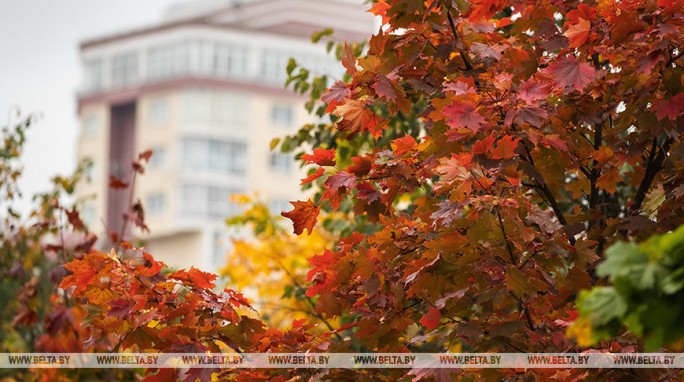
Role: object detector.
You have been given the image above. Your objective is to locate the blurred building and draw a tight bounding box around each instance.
[75,0,373,270]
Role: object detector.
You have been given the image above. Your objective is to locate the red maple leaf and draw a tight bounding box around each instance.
[347,155,372,177]
[545,55,596,91]
[281,200,320,235]
[109,176,129,189]
[542,134,569,152]
[65,208,85,231]
[443,102,487,132]
[321,81,351,104]
[369,0,390,24]
[653,94,684,121]
[322,80,351,113]
[419,307,441,330]
[372,75,397,101]
[325,171,357,191]
[512,106,548,128]
[518,78,549,104]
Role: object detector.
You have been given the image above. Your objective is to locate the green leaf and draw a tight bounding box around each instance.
[311,28,334,43]
[596,241,647,280]
[286,58,297,75]
[577,287,627,326]
[661,267,684,294]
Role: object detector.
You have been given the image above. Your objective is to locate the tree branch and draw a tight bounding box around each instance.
[631,138,671,213]
[589,121,603,211]
[268,252,343,341]
[521,144,576,246]
[116,171,138,252]
[496,206,517,264]
[442,3,474,71]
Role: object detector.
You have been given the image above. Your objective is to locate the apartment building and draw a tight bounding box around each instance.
[75,0,373,270]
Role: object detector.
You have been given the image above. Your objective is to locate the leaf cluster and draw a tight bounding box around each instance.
[573,226,684,351]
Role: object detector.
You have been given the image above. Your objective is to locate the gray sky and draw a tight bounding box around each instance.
[0,0,178,212]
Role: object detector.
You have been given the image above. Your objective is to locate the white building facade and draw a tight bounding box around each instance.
[76,0,373,270]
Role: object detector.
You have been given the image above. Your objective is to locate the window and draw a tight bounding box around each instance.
[271,104,293,127]
[147,98,168,125]
[148,147,166,169]
[183,90,248,126]
[82,204,96,227]
[83,59,103,92]
[180,185,242,219]
[214,43,248,77]
[182,138,247,175]
[146,193,165,216]
[111,51,138,88]
[300,54,343,78]
[83,114,99,136]
[147,42,191,80]
[260,50,291,84]
[212,232,226,266]
[148,46,173,79]
[175,42,191,75]
[268,198,292,215]
[270,152,293,173]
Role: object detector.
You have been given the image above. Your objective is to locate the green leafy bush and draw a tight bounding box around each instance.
[572,226,684,350]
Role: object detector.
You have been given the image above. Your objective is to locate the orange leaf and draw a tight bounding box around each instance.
[170,267,218,289]
[301,148,336,166]
[281,200,320,235]
[491,136,521,159]
[301,167,325,185]
[341,42,357,75]
[369,0,390,24]
[348,155,372,176]
[597,168,622,194]
[138,149,153,162]
[391,135,417,156]
[565,18,591,48]
[472,134,495,154]
[334,98,371,134]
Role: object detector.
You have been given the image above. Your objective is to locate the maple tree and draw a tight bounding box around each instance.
[279,0,684,380]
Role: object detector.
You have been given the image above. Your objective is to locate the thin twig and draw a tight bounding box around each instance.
[117,171,138,251]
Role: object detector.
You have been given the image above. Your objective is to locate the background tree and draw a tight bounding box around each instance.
[0,114,135,381]
[571,226,684,352]
[221,195,334,329]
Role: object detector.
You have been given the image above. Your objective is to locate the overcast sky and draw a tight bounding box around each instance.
[0,0,178,213]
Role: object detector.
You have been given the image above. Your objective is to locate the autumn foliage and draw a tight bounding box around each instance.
[3,0,684,381]
[280,0,684,380]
